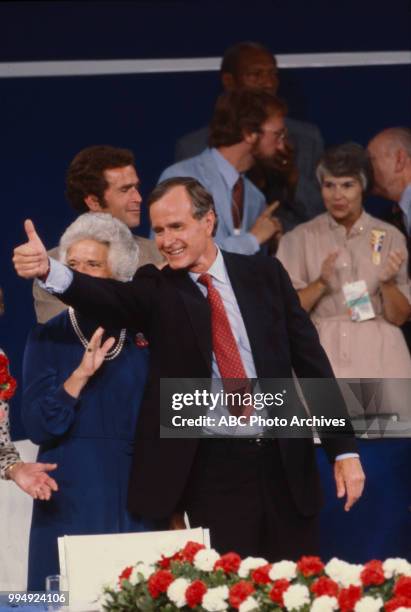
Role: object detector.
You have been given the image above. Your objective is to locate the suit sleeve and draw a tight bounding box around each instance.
[56,267,159,332]
[273,258,358,459]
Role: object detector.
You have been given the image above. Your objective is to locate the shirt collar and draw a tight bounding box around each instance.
[210,147,240,191]
[327,210,370,235]
[399,183,411,215]
[189,247,228,285]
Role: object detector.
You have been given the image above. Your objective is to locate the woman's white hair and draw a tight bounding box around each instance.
[59,212,139,281]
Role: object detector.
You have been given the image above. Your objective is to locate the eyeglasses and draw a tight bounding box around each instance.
[259,127,287,141]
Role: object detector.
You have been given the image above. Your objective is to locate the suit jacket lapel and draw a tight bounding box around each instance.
[167,269,213,371]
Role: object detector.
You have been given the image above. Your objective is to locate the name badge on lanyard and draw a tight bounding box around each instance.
[342,280,375,322]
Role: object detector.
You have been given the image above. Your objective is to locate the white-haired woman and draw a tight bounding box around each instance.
[22,213,159,590]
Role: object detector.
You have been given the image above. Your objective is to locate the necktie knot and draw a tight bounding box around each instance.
[198,273,213,290]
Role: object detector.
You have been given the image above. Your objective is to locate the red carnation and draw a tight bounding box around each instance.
[311,576,339,597]
[385,595,411,611]
[147,570,174,598]
[214,552,242,574]
[361,560,385,587]
[338,585,362,612]
[0,355,9,375]
[181,541,206,563]
[229,581,255,608]
[394,576,411,599]
[269,579,290,606]
[0,374,17,401]
[297,556,325,577]
[118,566,133,585]
[159,551,182,569]
[186,580,207,608]
[251,564,273,585]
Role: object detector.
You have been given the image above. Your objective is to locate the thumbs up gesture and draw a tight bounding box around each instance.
[13,219,49,279]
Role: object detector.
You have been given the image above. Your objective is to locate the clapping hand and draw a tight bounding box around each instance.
[319,251,339,287]
[13,219,49,279]
[379,249,405,283]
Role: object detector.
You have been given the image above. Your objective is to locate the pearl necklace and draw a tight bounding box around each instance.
[68,307,126,361]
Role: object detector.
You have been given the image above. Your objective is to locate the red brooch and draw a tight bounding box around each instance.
[135,333,149,348]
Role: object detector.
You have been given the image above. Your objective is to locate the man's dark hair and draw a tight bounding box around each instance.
[65,145,135,213]
[147,177,218,236]
[316,143,374,194]
[220,41,273,75]
[209,90,287,148]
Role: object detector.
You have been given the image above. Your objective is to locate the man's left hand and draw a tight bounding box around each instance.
[334,457,365,511]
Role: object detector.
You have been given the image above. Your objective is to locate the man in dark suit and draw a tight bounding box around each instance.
[175,41,325,233]
[13,177,364,561]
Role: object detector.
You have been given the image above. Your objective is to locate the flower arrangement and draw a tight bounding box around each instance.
[100,542,411,611]
[0,354,17,401]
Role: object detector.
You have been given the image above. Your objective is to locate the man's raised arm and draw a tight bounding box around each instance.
[13,219,153,331]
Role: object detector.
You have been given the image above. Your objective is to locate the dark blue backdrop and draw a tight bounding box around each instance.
[1,3,410,433]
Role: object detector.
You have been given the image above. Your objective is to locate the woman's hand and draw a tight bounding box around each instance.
[297,251,339,312]
[319,251,339,286]
[379,249,405,284]
[9,461,58,500]
[75,327,115,379]
[63,327,115,399]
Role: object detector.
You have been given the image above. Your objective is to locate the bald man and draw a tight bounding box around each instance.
[368,128,411,349]
[368,127,411,236]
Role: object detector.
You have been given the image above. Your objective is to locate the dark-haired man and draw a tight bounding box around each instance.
[175,41,324,231]
[14,177,364,561]
[34,145,162,322]
[160,90,285,255]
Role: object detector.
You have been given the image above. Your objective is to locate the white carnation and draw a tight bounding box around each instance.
[269,560,297,581]
[238,557,268,578]
[383,558,411,579]
[325,558,363,587]
[167,577,190,608]
[283,584,310,610]
[194,548,221,571]
[159,540,182,557]
[311,595,338,612]
[97,589,115,612]
[354,596,384,612]
[239,595,259,611]
[130,562,154,583]
[202,585,229,611]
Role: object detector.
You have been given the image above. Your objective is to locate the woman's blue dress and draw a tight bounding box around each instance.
[22,311,158,590]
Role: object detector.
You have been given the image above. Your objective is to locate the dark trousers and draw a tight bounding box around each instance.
[182,438,319,561]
